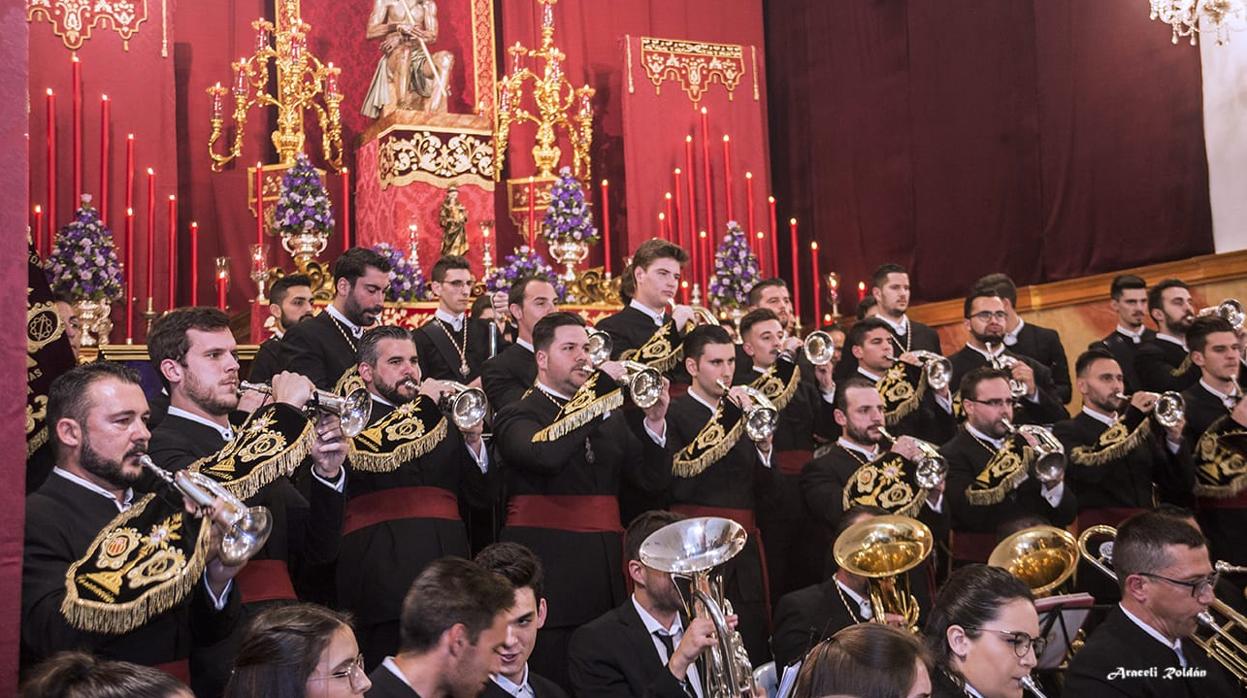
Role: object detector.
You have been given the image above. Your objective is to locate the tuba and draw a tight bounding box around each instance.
[1078,525,1247,686]
[989,525,1078,597]
[715,379,778,441]
[833,515,934,632]
[987,343,1029,399]
[640,517,757,697]
[435,381,488,430]
[1001,418,1066,486]
[877,426,947,490]
[910,350,954,392]
[1114,391,1186,428]
[139,455,272,566]
[586,330,664,409]
[1200,298,1245,331]
[239,380,372,438]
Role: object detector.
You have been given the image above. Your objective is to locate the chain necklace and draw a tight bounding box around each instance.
[833,578,865,623]
[329,315,359,354]
[837,442,877,466]
[438,317,471,378]
[887,315,912,354]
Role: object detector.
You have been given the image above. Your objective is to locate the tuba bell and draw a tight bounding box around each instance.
[1002,418,1066,486]
[877,426,947,490]
[715,379,778,441]
[1114,391,1186,429]
[989,525,1078,597]
[1200,298,1245,331]
[640,517,757,697]
[833,515,934,632]
[586,330,665,409]
[239,380,372,438]
[435,381,488,430]
[139,455,272,566]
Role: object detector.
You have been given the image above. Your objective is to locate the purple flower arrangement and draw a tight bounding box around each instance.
[484,245,568,302]
[542,166,599,248]
[372,242,427,302]
[274,153,334,239]
[44,195,123,302]
[707,220,761,311]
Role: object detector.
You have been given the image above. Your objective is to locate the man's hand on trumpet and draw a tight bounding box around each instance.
[268,371,316,410]
[310,413,347,481]
[181,495,246,599]
[670,303,695,331]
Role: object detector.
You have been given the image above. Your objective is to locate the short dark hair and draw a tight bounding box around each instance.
[959,366,1012,402]
[855,295,878,321]
[738,308,781,339]
[792,624,932,698]
[47,362,142,453]
[1147,278,1188,314]
[148,307,232,369]
[923,564,1034,673]
[332,247,391,285]
[870,263,907,290]
[963,287,1003,319]
[683,324,733,362]
[398,557,515,653]
[357,325,413,366]
[1154,503,1197,522]
[1114,511,1207,594]
[747,278,789,307]
[508,275,554,309]
[22,651,188,698]
[475,542,545,601]
[1074,347,1119,378]
[847,318,892,349]
[269,274,312,306]
[834,375,877,414]
[224,603,354,698]
[625,510,684,563]
[621,238,688,300]
[1188,315,1235,354]
[974,273,1017,305]
[532,311,586,353]
[1110,274,1147,301]
[431,255,471,284]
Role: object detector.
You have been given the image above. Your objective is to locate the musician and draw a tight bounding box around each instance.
[924,564,1042,698]
[413,255,502,385]
[941,367,1076,565]
[736,308,837,597]
[974,273,1072,404]
[364,558,514,698]
[666,324,779,663]
[493,312,672,687]
[339,325,493,668]
[871,263,944,355]
[21,363,246,681]
[789,624,933,698]
[474,543,568,698]
[595,238,694,375]
[282,247,391,390]
[1095,275,1156,394]
[947,289,1068,425]
[1054,348,1194,531]
[568,510,725,698]
[1064,511,1241,696]
[847,317,956,445]
[748,278,797,335]
[481,276,558,409]
[1136,278,1200,393]
[248,274,314,384]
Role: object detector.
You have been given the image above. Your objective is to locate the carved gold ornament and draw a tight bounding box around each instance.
[378,129,495,189]
[639,37,745,105]
[27,0,149,51]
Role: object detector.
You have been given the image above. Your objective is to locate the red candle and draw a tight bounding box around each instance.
[789,218,800,322]
[658,212,668,240]
[255,164,264,249]
[527,177,536,248]
[145,168,155,300]
[46,89,56,253]
[857,281,867,302]
[700,107,713,233]
[99,95,109,225]
[811,241,821,327]
[684,135,698,281]
[167,195,177,310]
[672,169,683,252]
[755,231,765,272]
[600,179,611,275]
[217,269,228,311]
[33,206,43,255]
[190,221,199,306]
[768,196,779,276]
[72,53,82,205]
[745,172,755,257]
[722,135,734,222]
[124,207,134,341]
[698,230,709,291]
[340,167,351,251]
[664,192,674,241]
[124,134,134,214]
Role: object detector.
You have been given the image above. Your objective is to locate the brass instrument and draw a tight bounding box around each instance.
[781,329,836,366]
[435,382,488,430]
[987,343,1029,399]
[715,379,778,441]
[1200,298,1245,331]
[640,517,757,697]
[586,330,664,409]
[1077,525,1247,685]
[909,350,954,392]
[139,455,272,566]
[239,380,372,438]
[690,305,722,327]
[833,515,934,632]
[1020,675,1050,698]
[989,525,1079,597]
[877,426,947,490]
[1001,418,1066,486]
[1113,391,1186,428]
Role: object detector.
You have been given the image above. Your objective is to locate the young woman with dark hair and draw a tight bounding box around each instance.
[224,603,370,698]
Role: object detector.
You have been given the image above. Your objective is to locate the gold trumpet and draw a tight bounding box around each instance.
[1077,525,1247,685]
[833,515,934,633]
[989,525,1079,597]
[239,380,372,438]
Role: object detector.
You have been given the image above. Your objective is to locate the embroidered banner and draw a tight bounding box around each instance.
[27,0,150,51]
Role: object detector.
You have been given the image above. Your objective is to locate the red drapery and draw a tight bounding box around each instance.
[765,0,1213,314]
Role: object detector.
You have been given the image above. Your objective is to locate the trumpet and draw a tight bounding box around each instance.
[909,350,953,392]
[1113,391,1186,428]
[1200,298,1245,331]
[434,381,488,430]
[239,380,372,438]
[781,329,837,366]
[833,515,934,633]
[586,330,665,409]
[1020,675,1050,698]
[877,426,947,490]
[715,379,778,441]
[139,455,272,566]
[1001,418,1065,486]
[987,343,1029,399]
[1078,525,1247,686]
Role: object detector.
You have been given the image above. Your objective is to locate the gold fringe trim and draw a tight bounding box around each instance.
[184,405,316,503]
[27,425,48,458]
[749,361,800,412]
[334,366,366,396]
[532,389,624,443]
[349,417,449,473]
[673,417,744,478]
[966,463,1030,506]
[882,364,925,427]
[1170,354,1193,378]
[1070,416,1153,467]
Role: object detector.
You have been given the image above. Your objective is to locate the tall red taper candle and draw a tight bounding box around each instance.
[527,177,537,248]
[857,281,867,302]
[190,221,199,306]
[72,53,82,205]
[768,196,779,276]
[340,167,351,251]
[811,241,821,327]
[99,95,110,225]
[699,107,713,233]
[789,218,800,322]
[145,168,156,300]
[658,212,668,240]
[756,231,765,273]
[124,134,134,214]
[255,164,264,249]
[722,135,734,221]
[217,269,227,311]
[698,230,709,291]
[745,172,755,257]
[167,195,177,309]
[664,193,674,241]
[600,179,611,275]
[124,207,134,341]
[684,135,698,281]
[33,206,43,255]
[672,169,684,252]
[46,89,56,253]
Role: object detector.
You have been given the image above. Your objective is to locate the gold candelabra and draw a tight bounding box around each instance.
[206,0,344,172]
[494,0,595,181]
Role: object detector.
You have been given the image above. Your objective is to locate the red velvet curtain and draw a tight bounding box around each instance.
[765,0,1213,313]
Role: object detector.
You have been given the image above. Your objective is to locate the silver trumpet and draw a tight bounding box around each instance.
[987,343,1029,399]
[1001,418,1065,485]
[781,329,837,366]
[909,350,953,392]
[435,381,488,430]
[878,426,947,490]
[715,379,778,441]
[139,455,272,566]
[587,329,665,409]
[1113,391,1186,428]
[1020,674,1049,698]
[1200,298,1245,331]
[239,380,372,438]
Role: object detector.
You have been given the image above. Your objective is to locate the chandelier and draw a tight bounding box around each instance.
[1150,0,1246,45]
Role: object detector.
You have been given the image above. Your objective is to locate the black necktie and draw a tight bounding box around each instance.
[654,631,695,697]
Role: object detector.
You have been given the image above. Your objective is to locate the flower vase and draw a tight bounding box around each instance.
[75,298,113,347]
[551,238,589,301]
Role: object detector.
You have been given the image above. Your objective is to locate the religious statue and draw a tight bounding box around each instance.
[362,0,456,118]
[438,185,469,258]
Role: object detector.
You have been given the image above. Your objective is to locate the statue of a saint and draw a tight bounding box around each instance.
[362,0,455,118]
[438,186,469,258]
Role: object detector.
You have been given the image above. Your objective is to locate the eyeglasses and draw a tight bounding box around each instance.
[962,626,1048,658]
[1138,571,1220,598]
[310,653,367,687]
[970,311,1009,323]
[964,398,1014,408]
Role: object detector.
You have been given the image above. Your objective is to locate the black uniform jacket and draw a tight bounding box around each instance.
[568,601,701,698]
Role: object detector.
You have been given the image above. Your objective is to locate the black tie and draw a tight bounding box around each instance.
[654,631,695,697]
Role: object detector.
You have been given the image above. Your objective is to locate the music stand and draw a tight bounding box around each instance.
[1033,592,1095,669]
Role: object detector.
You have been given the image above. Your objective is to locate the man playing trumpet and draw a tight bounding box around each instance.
[846,317,956,446]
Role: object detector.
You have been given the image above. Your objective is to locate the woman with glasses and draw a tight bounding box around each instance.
[224,603,371,698]
[791,623,934,698]
[923,564,1043,697]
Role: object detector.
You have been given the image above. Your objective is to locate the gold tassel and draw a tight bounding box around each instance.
[532,389,625,443]
[1071,418,1153,467]
[349,418,449,473]
[673,419,745,478]
[882,364,926,427]
[1170,354,1193,378]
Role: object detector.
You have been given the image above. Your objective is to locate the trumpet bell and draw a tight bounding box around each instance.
[219,505,273,567]
[1155,392,1186,429]
[834,515,934,579]
[989,525,1078,597]
[1201,299,1245,331]
[912,350,953,392]
[622,361,663,409]
[803,330,836,366]
[639,517,748,575]
[335,388,373,437]
[587,330,614,366]
[439,383,488,430]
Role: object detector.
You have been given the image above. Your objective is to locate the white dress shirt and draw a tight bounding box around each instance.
[1156,333,1187,351]
[167,405,234,441]
[1116,325,1146,343]
[1003,317,1026,346]
[834,577,873,620]
[629,299,666,326]
[490,664,534,697]
[631,595,703,698]
[434,308,466,332]
[325,304,364,338]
